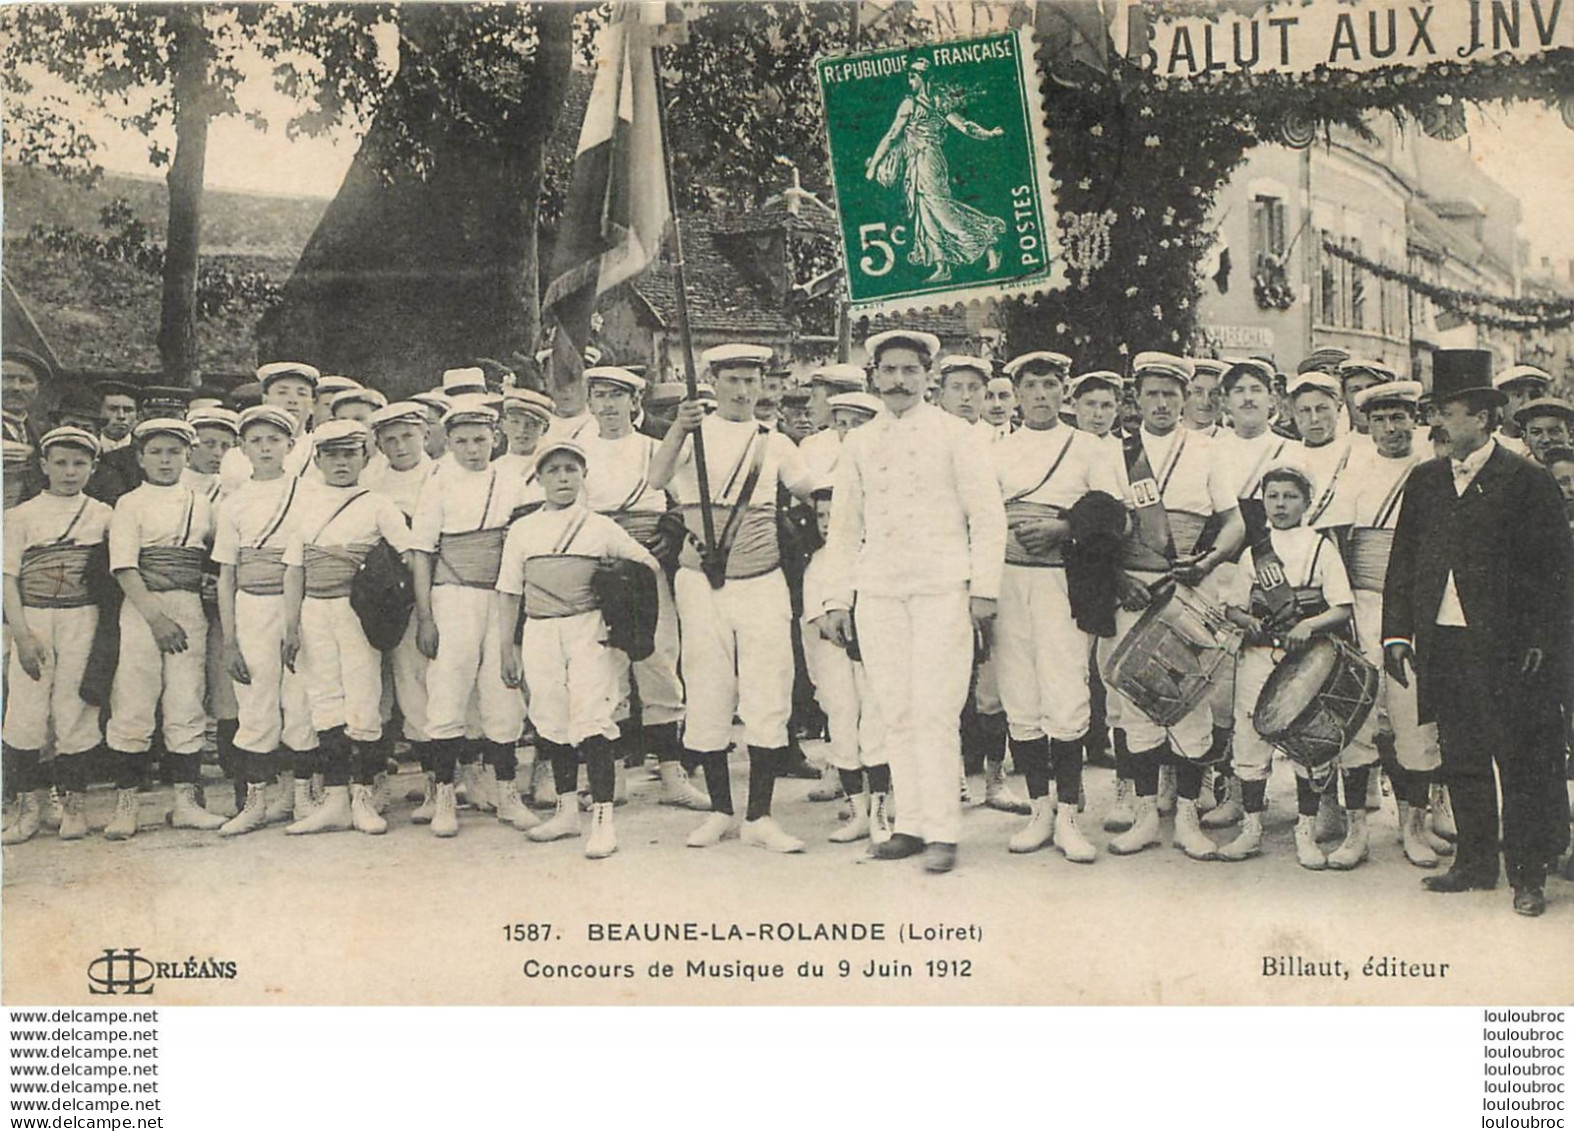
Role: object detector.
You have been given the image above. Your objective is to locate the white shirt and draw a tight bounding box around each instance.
[362,456,438,520]
[212,475,306,566]
[822,401,1006,605]
[582,431,665,514]
[219,430,317,496]
[3,492,112,576]
[1116,426,1236,517]
[283,483,415,565]
[1435,438,1497,627]
[993,422,1122,509]
[799,428,844,484]
[544,411,597,445]
[668,415,812,508]
[410,460,539,553]
[1319,448,1418,531]
[1297,435,1356,527]
[181,467,224,506]
[1232,524,1353,612]
[1212,428,1298,501]
[108,481,213,572]
[495,503,656,596]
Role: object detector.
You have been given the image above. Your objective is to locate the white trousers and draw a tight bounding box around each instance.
[803,627,886,771]
[1350,590,1440,773]
[996,565,1091,743]
[1100,573,1213,758]
[672,568,792,751]
[107,590,206,755]
[524,610,621,747]
[1232,643,1379,781]
[299,596,383,741]
[856,588,971,845]
[232,592,316,755]
[425,585,524,744]
[384,615,431,743]
[616,568,684,727]
[3,605,100,754]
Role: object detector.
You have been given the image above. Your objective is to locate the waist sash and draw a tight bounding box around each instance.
[18,544,96,608]
[435,528,508,588]
[610,509,663,547]
[678,505,779,580]
[1347,528,1394,592]
[1121,510,1208,572]
[303,544,372,600]
[138,546,205,593]
[236,547,287,596]
[1004,501,1068,567]
[523,554,601,619]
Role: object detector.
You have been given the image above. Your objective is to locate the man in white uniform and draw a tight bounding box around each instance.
[993,351,1123,861]
[816,330,1007,874]
[649,343,819,852]
[798,363,868,483]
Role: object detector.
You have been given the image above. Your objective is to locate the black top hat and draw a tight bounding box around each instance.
[1430,349,1503,408]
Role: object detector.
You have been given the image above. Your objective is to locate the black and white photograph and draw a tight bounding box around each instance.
[1,0,1572,1015]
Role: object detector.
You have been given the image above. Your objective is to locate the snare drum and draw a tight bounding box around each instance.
[1102,582,1242,728]
[1251,637,1378,776]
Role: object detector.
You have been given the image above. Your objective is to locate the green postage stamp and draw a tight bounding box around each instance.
[816,27,1061,315]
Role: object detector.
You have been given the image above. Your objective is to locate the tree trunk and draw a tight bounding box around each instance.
[157,5,212,386]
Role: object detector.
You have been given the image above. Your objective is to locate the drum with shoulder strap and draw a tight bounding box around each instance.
[1251,636,1378,782]
[1102,579,1243,727]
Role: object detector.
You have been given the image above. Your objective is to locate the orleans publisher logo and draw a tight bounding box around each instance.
[87,949,155,995]
[87,948,239,995]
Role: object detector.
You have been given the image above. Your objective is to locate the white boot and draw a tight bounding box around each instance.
[658,762,711,810]
[57,791,88,841]
[741,815,806,853]
[1217,811,1264,861]
[1,791,42,844]
[350,784,388,835]
[528,795,581,842]
[431,782,459,838]
[264,771,295,824]
[869,792,893,847]
[219,782,269,837]
[585,802,617,859]
[1054,804,1097,864]
[103,789,140,841]
[830,794,871,843]
[807,763,843,803]
[1008,798,1056,854]
[1201,776,1244,828]
[1108,796,1161,855]
[1325,808,1368,870]
[1157,764,1177,816]
[1398,802,1439,869]
[285,785,352,835]
[1172,798,1216,861]
[410,772,437,824]
[984,758,1031,815]
[1294,814,1327,870]
[687,811,736,848]
[1103,778,1136,833]
[494,778,540,831]
[170,782,226,831]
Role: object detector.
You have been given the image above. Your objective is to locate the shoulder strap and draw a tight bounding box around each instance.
[1126,434,1178,562]
[552,509,592,555]
[613,440,655,514]
[474,469,499,532]
[1304,446,1352,525]
[255,479,300,548]
[177,489,197,547]
[1372,462,1415,529]
[51,496,92,546]
[1006,429,1077,503]
[313,489,370,542]
[711,427,771,574]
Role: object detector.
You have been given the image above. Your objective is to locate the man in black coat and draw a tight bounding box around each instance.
[1382,349,1573,916]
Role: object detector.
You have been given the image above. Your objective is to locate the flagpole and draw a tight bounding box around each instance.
[651,44,719,576]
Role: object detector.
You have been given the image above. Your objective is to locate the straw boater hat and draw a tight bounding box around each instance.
[808,363,868,393]
[1353,380,1424,412]
[533,439,588,474]
[368,402,429,433]
[238,405,298,438]
[39,426,100,458]
[312,419,370,451]
[1003,351,1072,381]
[864,329,942,361]
[257,361,321,390]
[1131,352,1193,386]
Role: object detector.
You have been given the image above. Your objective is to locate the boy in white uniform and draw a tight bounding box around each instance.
[212,406,319,836]
[2,427,113,842]
[800,482,892,845]
[496,440,660,858]
[281,420,416,836]
[580,366,705,809]
[410,396,538,836]
[993,352,1124,861]
[362,402,441,816]
[103,419,226,839]
[1222,464,1360,869]
[493,387,554,483]
[218,363,321,495]
[649,343,819,852]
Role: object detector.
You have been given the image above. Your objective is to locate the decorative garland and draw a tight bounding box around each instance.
[1321,239,1574,332]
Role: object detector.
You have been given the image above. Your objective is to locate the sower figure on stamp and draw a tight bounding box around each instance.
[992,351,1123,862]
[815,330,1007,875]
[1103,353,1243,862]
[1382,349,1574,917]
[648,344,819,853]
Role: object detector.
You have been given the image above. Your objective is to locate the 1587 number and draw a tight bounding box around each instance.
[502,923,553,942]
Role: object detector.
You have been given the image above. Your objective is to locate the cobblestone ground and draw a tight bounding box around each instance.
[4,737,1571,1006]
